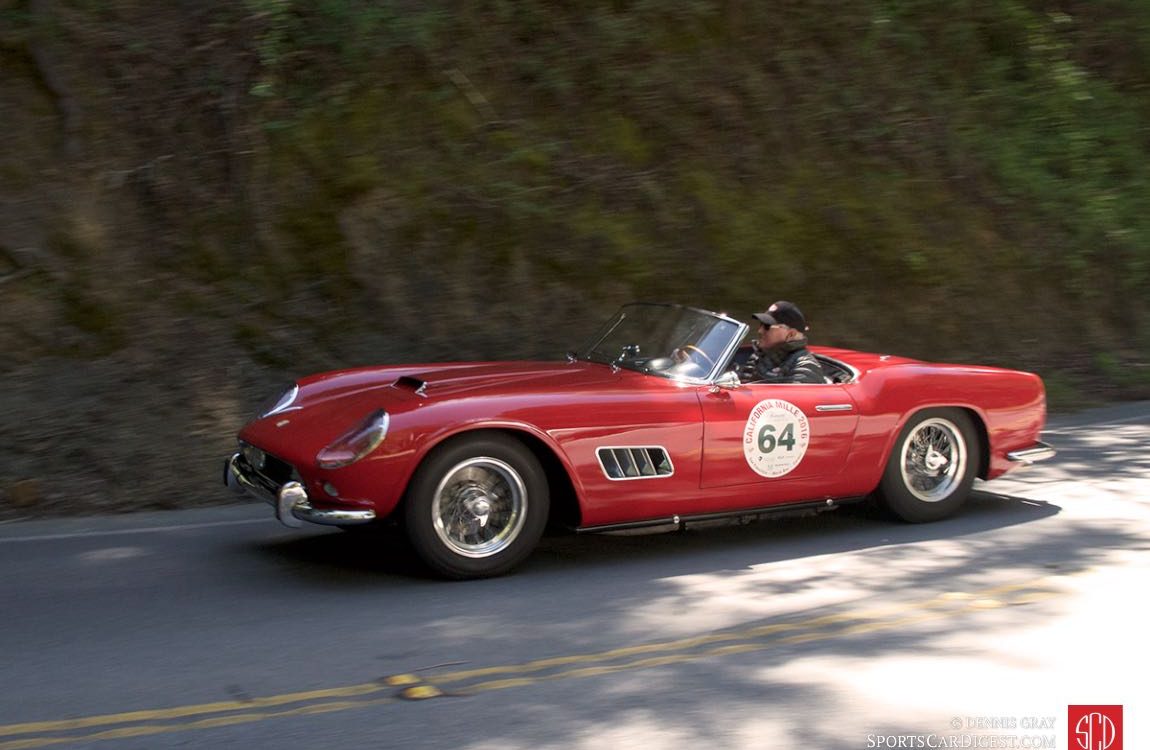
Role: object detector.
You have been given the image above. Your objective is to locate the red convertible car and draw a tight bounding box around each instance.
[225,303,1054,578]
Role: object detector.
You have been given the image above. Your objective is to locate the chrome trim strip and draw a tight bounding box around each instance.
[815,404,854,412]
[1006,441,1056,464]
[575,496,866,533]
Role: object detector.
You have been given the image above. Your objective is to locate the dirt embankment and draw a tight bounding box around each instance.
[3,2,1149,520]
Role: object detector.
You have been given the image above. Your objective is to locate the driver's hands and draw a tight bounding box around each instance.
[671,348,690,364]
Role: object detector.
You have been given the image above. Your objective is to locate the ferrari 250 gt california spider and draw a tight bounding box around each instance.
[225,303,1054,578]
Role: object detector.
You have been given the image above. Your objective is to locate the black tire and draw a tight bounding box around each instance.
[876,409,980,523]
[404,434,549,579]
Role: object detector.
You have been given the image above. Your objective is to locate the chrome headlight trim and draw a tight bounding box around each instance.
[260,384,299,418]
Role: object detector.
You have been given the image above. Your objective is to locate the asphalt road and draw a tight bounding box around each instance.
[1,402,1148,750]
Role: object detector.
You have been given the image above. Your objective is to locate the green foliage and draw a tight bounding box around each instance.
[943,5,1149,284]
[1096,351,1150,389]
[227,0,1150,367]
[245,0,449,99]
[1040,371,1096,412]
[20,0,1146,385]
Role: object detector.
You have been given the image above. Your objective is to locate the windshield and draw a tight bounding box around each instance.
[576,303,746,381]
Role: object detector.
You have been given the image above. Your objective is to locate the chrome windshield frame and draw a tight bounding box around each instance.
[576,303,749,385]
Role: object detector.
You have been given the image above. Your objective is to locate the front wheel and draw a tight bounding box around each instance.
[404,434,549,579]
[876,409,980,523]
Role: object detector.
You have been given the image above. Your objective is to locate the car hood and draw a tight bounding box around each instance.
[292,360,619,406]
[243,360,624,454]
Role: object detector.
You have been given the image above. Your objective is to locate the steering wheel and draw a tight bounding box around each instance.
[674,344,715,369]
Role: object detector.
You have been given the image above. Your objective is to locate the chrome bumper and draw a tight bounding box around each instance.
[224,453,376,528]
[1006,441,1057,465]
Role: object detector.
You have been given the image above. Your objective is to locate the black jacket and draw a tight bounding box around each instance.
[742,338,828,384]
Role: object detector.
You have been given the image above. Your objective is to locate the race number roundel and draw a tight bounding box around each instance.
[743,399,811,478]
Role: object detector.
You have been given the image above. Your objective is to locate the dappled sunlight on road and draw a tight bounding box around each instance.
[1009,417,1150,487]
[475,408,1150,750]
[2,407,1147,750]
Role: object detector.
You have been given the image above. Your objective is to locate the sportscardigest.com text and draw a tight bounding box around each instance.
[865,735,1056,748]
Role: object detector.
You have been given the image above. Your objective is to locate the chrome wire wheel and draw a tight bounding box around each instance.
[431,456,528,558]
[899,417,968,503]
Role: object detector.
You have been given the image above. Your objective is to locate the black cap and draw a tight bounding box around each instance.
[753,300,808,332]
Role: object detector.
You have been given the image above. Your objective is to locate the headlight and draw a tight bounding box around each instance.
[241,442,266,470]
[316,409,389,469]
[258,384,299,418]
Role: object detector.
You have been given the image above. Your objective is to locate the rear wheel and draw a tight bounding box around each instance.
[404,434,549,579]
[876,409,979,523]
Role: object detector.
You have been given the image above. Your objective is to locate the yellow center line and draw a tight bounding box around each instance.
[414,578,1054,687]
[458,607,982,696]
[0,575,1064,748]
[0,698,399,750]
[0,684,389,738]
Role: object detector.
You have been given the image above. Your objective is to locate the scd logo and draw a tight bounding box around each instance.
[1069,705,1123,750]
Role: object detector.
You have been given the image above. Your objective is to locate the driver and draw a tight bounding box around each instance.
[741,300,828,384]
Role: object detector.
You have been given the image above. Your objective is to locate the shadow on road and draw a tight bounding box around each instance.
[249,489,1062,584]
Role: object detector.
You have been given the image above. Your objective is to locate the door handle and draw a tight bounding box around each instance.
[815,404,854,412]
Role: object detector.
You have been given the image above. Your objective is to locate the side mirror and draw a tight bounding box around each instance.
[709,371,741,392]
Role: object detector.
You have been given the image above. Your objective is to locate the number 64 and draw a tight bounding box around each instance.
[757,422,796,453]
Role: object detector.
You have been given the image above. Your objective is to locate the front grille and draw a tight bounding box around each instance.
[260,453,295,485]
[597,447,674,480]
[238,442,297,490]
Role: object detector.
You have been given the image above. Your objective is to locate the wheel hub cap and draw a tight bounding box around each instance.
[431,457,527,558]
[923,448,948,474]
[900,417,968,503]
[462,489,493,529]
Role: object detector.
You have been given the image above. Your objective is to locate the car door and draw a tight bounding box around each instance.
[697,381,859,505]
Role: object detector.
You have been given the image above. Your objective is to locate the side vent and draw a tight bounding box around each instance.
[597,447,674,480]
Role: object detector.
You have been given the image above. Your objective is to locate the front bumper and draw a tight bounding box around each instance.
[1006,441,1057,465]
[224,453,376,529]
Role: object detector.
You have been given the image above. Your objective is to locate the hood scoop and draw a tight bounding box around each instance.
[393,376,428,396]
